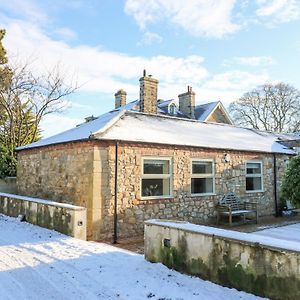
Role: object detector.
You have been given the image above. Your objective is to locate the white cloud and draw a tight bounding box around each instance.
[125,0,300,38]
[125,0,240,38]
[2,19,209,98]
[223,56,276,67]
[1,14,273,131]
[0,0,47,23]
[199,70,270,105]
[204,70,269,90]
[256,0,300,24]
[137,31,163,46]
[54,27,78,41]
[40,114,83,138]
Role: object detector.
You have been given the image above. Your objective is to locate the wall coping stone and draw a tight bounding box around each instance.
[0,192,85,211]
[145,219,300,254]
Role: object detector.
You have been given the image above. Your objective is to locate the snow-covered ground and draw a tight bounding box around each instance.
[0,214,264,300]
[253,222,300,242]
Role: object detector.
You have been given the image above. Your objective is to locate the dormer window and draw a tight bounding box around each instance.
[169,103,176,115]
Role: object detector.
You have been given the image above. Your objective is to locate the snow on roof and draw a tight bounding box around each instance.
[18,109,295,154]
[97,111,294,154]
[16,109,125,150]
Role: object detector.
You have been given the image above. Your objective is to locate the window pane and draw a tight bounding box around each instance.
[246,163,261,175]
[142,178,170,197]
[246,177,262,191]
[144,160,169,174]
[192,161,212,174]
[191,178,213,194]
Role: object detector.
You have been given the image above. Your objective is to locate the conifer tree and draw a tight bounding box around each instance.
[281,155,300,207]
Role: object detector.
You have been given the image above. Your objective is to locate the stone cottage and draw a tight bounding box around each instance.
[16,73,295,240]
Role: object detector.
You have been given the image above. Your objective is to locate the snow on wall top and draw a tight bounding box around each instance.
[18,109,294,154]
[145,219,300,253]
[97,111,294,154]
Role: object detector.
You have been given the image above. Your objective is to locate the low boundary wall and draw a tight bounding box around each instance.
[145,220,300,300]
[0,192,86,240]
[0,177,17,194]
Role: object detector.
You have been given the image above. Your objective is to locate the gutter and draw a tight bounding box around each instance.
[273,154,279,217]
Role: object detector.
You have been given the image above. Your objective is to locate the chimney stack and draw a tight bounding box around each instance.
[178,86,195,119]
[114,89,127,109]
[139,69,158,114]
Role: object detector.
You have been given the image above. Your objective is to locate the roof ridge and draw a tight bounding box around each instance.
[90,109,127,138]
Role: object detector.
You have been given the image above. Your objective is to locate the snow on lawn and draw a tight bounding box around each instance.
[253,222,300,243]
[0,215,264,300]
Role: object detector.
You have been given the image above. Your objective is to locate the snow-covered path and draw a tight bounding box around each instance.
[0,215,264,300]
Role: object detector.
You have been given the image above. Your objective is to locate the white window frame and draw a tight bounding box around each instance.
[191,159,215,196]
[245,160,264,193]
[141,157,173,200]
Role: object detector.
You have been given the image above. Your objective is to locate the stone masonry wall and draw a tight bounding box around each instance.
[17,140,290,240]
[17,141,104,240]
[100,142,290,239]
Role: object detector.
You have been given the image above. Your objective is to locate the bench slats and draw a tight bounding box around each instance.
[216,193,258,226]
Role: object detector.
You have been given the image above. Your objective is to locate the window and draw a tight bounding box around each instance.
[191,160,215,195]
[246,161,263,192]
[141,158,172,198]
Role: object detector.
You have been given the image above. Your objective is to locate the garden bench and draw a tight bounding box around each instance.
[216,193,258,226]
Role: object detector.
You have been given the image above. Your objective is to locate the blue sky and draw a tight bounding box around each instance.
[0,0,300,137]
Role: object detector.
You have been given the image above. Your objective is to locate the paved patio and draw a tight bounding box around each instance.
[111,214,300,254]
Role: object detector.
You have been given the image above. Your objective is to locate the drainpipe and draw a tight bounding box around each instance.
[273,154,279,217]
[113,141,119,244]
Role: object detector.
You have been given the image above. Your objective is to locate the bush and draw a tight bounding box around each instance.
[281,155,300,207]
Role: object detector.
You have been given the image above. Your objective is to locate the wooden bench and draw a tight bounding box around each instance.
[216,193,258,226]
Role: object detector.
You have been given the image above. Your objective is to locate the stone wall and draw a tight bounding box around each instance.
[144,220,300,300]
[0,192,87,240]
[17,140,290,240]
[100,142,290,239]
[139,75,158,114]
[178,86,195,119]
[17,141,105,240]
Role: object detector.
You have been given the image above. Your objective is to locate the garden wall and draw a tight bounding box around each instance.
[0,177,17,194]
[0,192,87,240]
[144,220,300,300]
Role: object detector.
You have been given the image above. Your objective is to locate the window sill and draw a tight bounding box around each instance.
[140,196,173,201]
[245,190,264,193]
[191,193,216,197]
[138,197,175,205]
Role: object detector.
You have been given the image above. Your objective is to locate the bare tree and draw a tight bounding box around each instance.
[229,83,300,133]
[0,62,77,146]
[0,61,77,176]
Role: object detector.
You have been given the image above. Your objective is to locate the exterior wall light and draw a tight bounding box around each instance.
[223,153,231,163]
